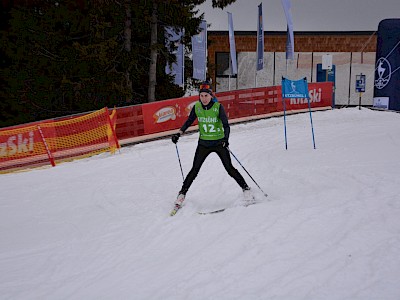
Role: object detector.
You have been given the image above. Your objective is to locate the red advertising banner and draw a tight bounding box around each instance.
[140,82,333,136]
[141,95,199,135]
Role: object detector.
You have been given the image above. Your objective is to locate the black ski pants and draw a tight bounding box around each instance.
[180,144,248,194]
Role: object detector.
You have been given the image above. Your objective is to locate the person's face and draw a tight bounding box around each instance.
[200,92,212,105]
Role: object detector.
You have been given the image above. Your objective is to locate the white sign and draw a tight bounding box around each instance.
[373,97,389,109]
[322,54,332,70]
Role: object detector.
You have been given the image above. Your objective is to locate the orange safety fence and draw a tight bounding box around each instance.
[0,107,119,173]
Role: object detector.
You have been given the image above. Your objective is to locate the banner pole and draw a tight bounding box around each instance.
[281,77,288,150]
[286,59,288,77]
[310,52,314,82]
[348,52,353,105]
[307,97,316,149]
[182,28,185,90]
[283,97,288,150]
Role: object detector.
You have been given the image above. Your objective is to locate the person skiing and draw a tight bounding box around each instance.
[170,81,252,214]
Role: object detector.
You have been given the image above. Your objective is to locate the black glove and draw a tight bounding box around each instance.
[172,133,180,144]
[220,139,229,148]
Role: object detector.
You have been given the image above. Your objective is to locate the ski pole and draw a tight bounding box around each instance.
[175,144,185,181]
[227,147,268,197]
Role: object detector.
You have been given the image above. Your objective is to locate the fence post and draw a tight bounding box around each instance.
[37,125,56,167]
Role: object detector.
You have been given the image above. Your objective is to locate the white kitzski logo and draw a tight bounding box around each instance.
[375,57,391,90]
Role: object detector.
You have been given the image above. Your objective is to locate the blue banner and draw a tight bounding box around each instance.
[281,77,316,150]
[227,12,237,75]
[285,25,294,60]
[373,19,400,111]
[192,20,207,80]
[281,77,309,99]
[281,0,294,60]
[165,27,184,86]
[256,3,264,71]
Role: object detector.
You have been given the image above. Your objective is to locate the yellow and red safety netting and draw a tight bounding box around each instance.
[0,107,119,173]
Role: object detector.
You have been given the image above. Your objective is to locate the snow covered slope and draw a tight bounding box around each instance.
[1,108,400,299]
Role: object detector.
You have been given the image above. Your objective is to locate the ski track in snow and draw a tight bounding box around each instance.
[1,108,400,299]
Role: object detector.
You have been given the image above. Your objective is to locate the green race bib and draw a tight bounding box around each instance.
[195,102,225,140]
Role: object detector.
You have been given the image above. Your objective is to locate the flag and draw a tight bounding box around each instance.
[281,77,316,150]
[192,20,207,80]
[227,12,237,75]
[285,25,294,60]
[281,77,309,99]
[281,0,294,60]
[373,19,400,111]
[165,27,184,86]
[256,3,264,71]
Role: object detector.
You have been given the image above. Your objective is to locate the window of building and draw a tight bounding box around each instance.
[216,52,237,78]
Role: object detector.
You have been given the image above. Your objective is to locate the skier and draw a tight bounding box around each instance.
[171,81,252,214]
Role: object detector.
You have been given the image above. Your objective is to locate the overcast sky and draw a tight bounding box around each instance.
[197,0,400,32]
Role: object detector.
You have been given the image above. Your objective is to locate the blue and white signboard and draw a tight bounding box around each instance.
[373,97,389,109]
[281,77,316,150]
[282,77,309,99]
[355,74,366,93]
